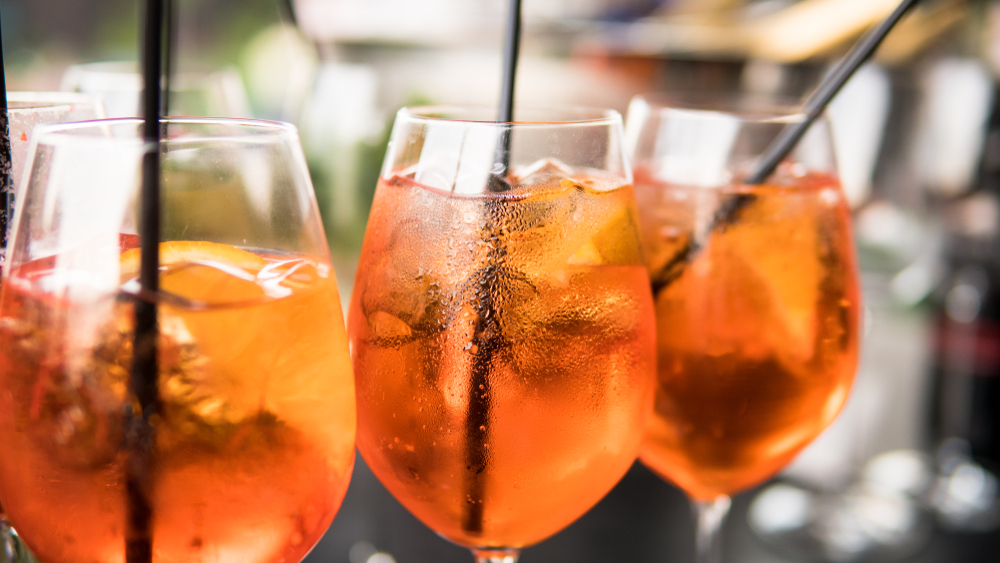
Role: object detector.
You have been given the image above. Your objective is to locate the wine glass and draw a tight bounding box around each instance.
[0,91,104,561]
[0,118,356,563]
[625,94,861,563]
[2,92,105,253]
[61,62,252,118]
[7,92,105,181]
[348,106,657,563]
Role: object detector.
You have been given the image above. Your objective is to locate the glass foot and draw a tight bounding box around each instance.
[471,547,519,563]
[748,481,931,562]
[1,521,37,563]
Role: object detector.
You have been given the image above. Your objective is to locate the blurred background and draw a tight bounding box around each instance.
[5,0,1000,561]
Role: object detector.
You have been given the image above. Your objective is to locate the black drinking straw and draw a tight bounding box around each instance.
[497,0,521,125]
[650,0,921,295]
[746,0,921,184]
[162,0,176,115]
[0,9,11,272]
[495,0,522,166]
[126,0,164,561]
[461,0,523,536]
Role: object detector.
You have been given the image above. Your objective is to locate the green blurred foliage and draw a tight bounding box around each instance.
[308,123,391,257]
[187,0,287,69]
[309,94,436,257]
[0,0,286,72]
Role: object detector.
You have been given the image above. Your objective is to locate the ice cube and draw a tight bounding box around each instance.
[366,310,415,347]
[19,296,260,467]
[567,241,603,266]
[510,158,576,190]
[481,194,580,278]
[156,309,297,452]
[535,274,641,338]
[414,153,462,193]
[563,197,645,270]
[157,313,228,427]
[15,300,132,470]
[584,204,644,266]
[498,270,644,383]
[359,262,450,346]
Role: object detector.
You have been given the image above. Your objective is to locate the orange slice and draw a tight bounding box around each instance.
[656,198,822,367]
[121,241,269,304]
[711,198,821,364]
[120,241,267,278]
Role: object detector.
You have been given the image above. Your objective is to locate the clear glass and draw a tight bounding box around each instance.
[0,91,104,562]
[0,118,356,563]
[348,106,657,562]
[2,92,105,243]
[7,92,105,186]
[61,61,252,119]
[626,94,861,563]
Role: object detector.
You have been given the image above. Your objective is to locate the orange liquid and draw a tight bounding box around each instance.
[635,171,860,501]
[0,247,356,563]
[349,174,657,548]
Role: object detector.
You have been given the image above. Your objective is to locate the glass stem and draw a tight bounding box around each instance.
[472,547,520,563]
[0,515,35,563]
[1,518,13,563]
[692,495,732,563]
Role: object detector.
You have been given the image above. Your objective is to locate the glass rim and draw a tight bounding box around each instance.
[7,91,100,113]
[29,116,300,146]
[63,61,239,84]
[64,60,136,72]
[399,105,622,127]
[632,92,812,125]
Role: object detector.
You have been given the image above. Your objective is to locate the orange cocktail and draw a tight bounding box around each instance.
[350,170,656,549]
[0,241,356,563]
[635,170,860,501]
